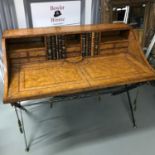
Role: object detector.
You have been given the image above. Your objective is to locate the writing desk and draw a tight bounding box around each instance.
[2,23,155,151]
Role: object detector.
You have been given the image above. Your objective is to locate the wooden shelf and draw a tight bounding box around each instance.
[8,43,47,64]
[101,36,128,43]
[8,42,45,51]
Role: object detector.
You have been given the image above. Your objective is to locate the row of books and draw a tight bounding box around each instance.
[81,32,100,57]
[47,35,66,60]
[81,33,91,56]
[47,33,100,60]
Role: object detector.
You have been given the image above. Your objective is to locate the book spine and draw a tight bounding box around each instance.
[44,37,48,60]
[47,36,52,59]
[86,33,88,56]
[62,35,66,58]
[50,36,53,60]
[91,32,95,56]
[94,33,97,55]
[55,36,59,59]
[97,32,101,55]
[60,35,63,59]
[52,36,56,60]
[85,34,87,56]
[94,32,100,55]
[88,33,92,56]
[82,33,86,57]
[58,36,60,59]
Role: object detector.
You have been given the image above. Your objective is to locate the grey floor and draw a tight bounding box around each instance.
[0,81,155,155]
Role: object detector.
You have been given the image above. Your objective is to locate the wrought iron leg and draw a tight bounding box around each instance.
[14,106,23,134]
[14,105,29,151]
[133,88,139,111]
[98,95,101,102]
[50,102,53,108]
[20,108,29,152]
[126,88,136,128]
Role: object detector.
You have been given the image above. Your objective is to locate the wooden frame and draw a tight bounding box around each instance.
[23,0,85,27]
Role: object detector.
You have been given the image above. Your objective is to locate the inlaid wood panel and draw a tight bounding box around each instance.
[80,53,153,89]
[21,66,83,89]
[8,61,90,102]
[6,53,155,102]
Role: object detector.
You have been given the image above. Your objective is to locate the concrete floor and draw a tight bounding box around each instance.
[0,81,155,155]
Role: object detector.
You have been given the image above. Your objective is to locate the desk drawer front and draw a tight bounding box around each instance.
[100,43,114,50]
[10,51,27,58]
[9,49,47,64]
[115,42,128,48]
[100,48,128,55]
[28,50,46,57]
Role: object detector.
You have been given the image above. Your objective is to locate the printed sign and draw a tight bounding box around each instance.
[31,1,81,27]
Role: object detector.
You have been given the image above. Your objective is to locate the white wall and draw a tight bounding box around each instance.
[14,0,27,28]
[14,0,92,28]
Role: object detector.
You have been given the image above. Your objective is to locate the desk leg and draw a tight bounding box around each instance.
[50,102,53,108]
[126,88,136,128]
[13,104,29,151]
[133,88,139,111]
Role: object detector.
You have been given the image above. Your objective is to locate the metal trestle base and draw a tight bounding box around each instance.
[11,84,140,151]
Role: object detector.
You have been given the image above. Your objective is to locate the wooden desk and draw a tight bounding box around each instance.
[2,23,155,151]
[2,23,155,103]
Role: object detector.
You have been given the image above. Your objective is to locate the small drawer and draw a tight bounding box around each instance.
[10,51,27,58]
[29,57,47,62]
[100,49,113,55]
[113,48,128,53]
[11,58,28,64]
[100,43,114,50]
[67,46,81,53]
[115,42,128,48]
[66,52,81,57]
[29,50,46,57]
